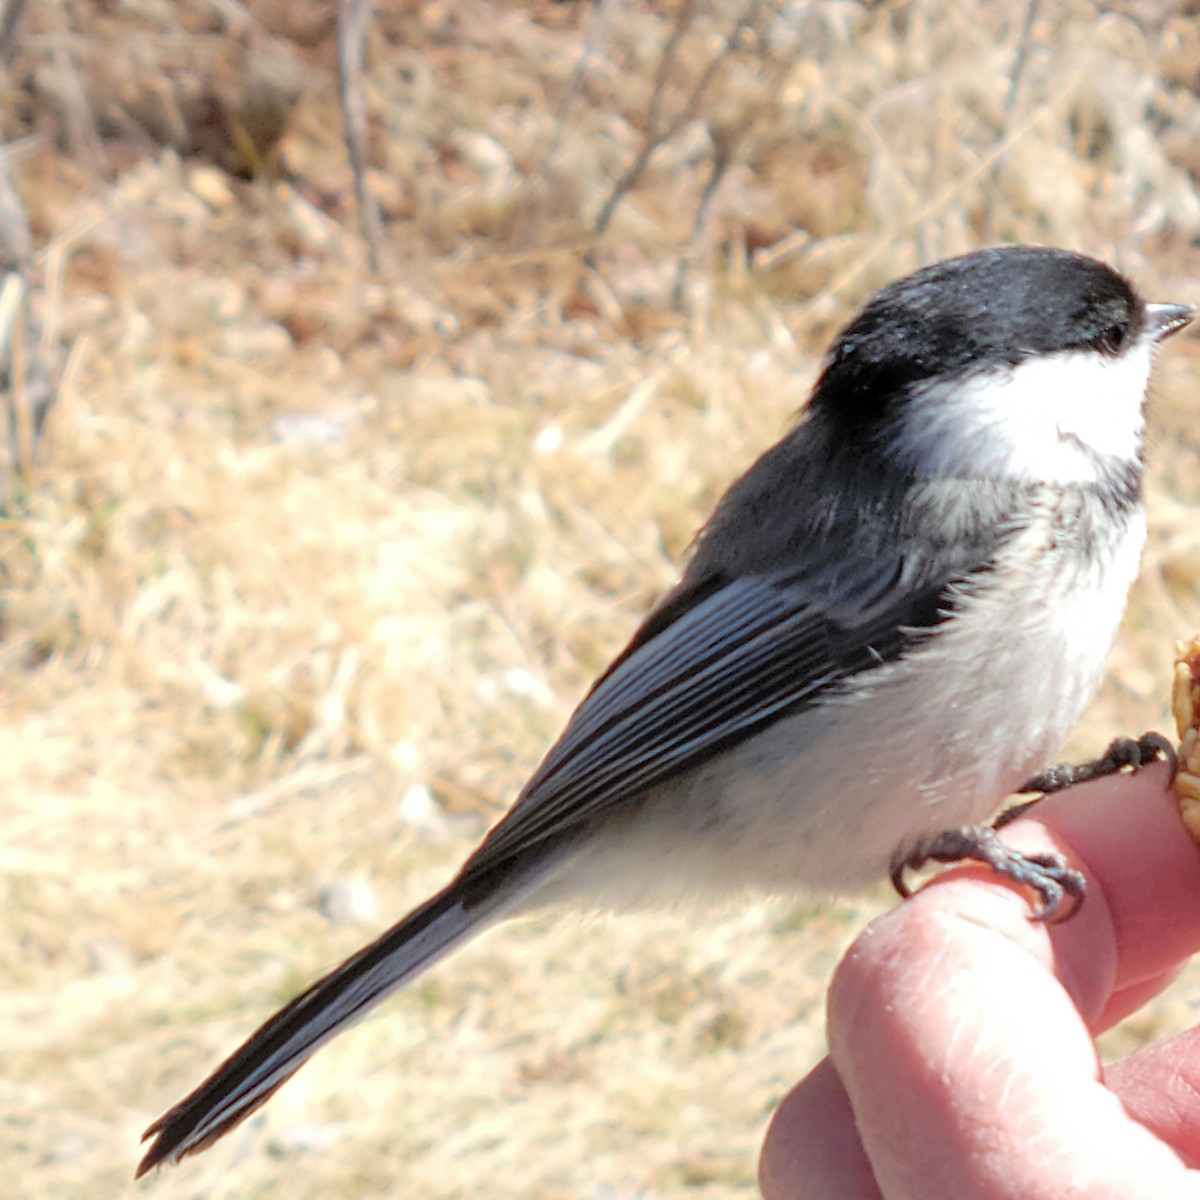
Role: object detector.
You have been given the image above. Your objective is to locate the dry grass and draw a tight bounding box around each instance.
[6,2,1200,1196]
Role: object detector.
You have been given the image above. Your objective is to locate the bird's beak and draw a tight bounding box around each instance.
[1146,303,1196,342]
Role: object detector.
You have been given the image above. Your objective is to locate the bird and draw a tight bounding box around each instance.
[138,245,1193,1175]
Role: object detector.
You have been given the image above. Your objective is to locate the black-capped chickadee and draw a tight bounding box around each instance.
[138,245,1194,1175]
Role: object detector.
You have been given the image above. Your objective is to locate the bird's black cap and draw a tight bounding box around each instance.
[813,246,1148,425]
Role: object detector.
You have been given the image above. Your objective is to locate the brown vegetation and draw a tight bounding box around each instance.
[5,2,1200,1196]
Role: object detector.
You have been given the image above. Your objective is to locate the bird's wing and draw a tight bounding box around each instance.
[462,547,973,880]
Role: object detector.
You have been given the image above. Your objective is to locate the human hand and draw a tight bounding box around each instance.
[760,764,1200,1199]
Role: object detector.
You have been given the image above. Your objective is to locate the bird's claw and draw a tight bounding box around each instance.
[891,824,1086,922]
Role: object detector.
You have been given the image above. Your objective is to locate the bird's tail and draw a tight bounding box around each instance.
[137,863,540,1176]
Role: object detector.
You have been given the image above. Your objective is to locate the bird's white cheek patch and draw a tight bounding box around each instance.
[899,343,1153,484]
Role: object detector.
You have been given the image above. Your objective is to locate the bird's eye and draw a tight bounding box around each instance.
[1097,321,1128,354]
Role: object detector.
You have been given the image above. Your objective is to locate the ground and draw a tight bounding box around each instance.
[5,3,1200,1197]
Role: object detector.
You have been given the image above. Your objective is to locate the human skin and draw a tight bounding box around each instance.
[759,765,1200,1199]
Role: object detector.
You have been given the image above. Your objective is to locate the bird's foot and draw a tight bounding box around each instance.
[890,824,1085,922]
[994,730,1177,831]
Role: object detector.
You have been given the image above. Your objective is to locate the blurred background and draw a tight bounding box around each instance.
[4,1,1200,1196]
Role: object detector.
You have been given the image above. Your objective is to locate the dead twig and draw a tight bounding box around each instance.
[672,139,733,309]
[337,0,387,272]
[0,0,28,67]
[982,0,1042,241]
[516,0,623,248]
[590,0,763,249]
[671,7,800,308]
[0,143,53,505]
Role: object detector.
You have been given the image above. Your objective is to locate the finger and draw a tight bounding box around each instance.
[921,764,1200,1027]
[1096,964,1187,1032]
[827,830,1200,1198]
[760,769,1200,1199]
[1107,1025,1200,1168]
[759,1057,882,1200]
[757,976,1188,1200]
[1014,763,1200,1004]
